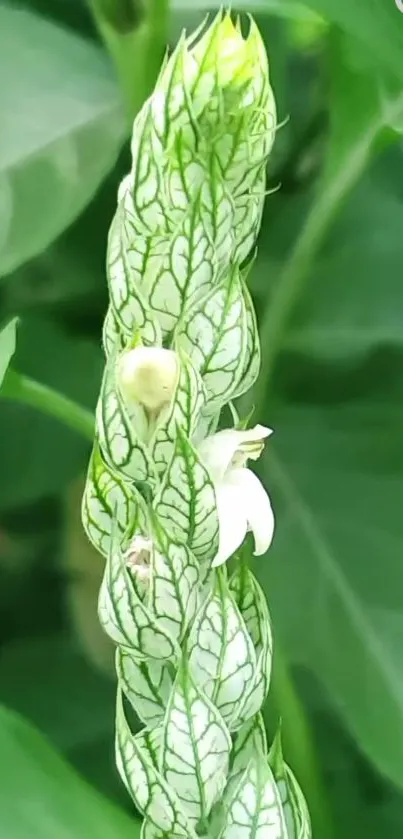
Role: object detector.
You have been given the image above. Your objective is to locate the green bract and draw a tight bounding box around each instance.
[82,9,310,839]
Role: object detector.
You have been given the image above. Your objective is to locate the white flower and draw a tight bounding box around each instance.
[198,424,275,567]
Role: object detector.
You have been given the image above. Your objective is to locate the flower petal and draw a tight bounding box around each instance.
[229,468,275,556]
[212,480,248,567]
[198,429,244,483]
[198,424,273,482]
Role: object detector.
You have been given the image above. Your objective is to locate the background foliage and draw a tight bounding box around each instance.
[1,1,403,837]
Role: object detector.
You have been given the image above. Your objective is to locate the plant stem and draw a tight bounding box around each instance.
[256,150,369,402]
[1,369,94,442]
[88,0,168,121]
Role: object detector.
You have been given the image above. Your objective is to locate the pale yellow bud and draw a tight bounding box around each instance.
[117,347,179,412]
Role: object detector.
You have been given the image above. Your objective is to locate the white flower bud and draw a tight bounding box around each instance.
[124,535,152,582]
[117,347,179,412]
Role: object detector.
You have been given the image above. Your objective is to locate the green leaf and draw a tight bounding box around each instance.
[98,522,179,660]
[259,393,403,788]
[231,714,267,778]
[219,753,288,839]
[153,426,219,562]
[269,730,312,839]
[0,634,115,755]
[224,713,268,805]
[114,146,236,342]
[177,269,251,413]
[296,0,403,85]
[323,35,398,184]
[82,444,135,557]
[0,317,17,387]
[149,531,201,643]
[188,570,257,728]
[255,159,403,362]
[116,689,198,838]
[230,565,273,722]
[0,5,126,277]
[253,37,403,364]
[0,704,141,839]
[116,648,173,728]
[160,658,231,828]
[172,0,403,85]
[230,282,261,403]
[96,354,155,484]
[0,316,102,510]
[103,305,124,358]
[107,201,162,348]
[151,351,205,474]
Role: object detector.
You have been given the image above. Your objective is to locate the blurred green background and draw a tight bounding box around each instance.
[1,1,403,837]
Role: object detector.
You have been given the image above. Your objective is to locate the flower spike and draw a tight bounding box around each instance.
[82,10,310,839]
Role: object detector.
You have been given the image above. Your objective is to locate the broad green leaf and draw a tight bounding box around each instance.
[0,704,141,839]
[0,316,102,510]
[323,34,403,186]
[294,0,403,86]
[188,570,257,728]
[116,690,198,838]
[297,676,403,839]
[0,6,126,277]
[259,394,403,788]
[3,169,117,314]
[153,426,219,561]
[160,659,231,827]
[219,753,287,839]
[253,37,403,363]
[117,649,173,728]
[98,523,179,660]
[256,162,403,361]
[0,635,115,755]
[0,317,17,387]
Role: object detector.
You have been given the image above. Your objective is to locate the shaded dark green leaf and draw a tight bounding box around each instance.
[0,635,115,754]
[257,390,403,788]
[0,6,126,278]
[0,704,141,839]
[255,154,403,361]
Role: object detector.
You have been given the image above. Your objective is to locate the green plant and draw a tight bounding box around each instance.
[1,2,403,838]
